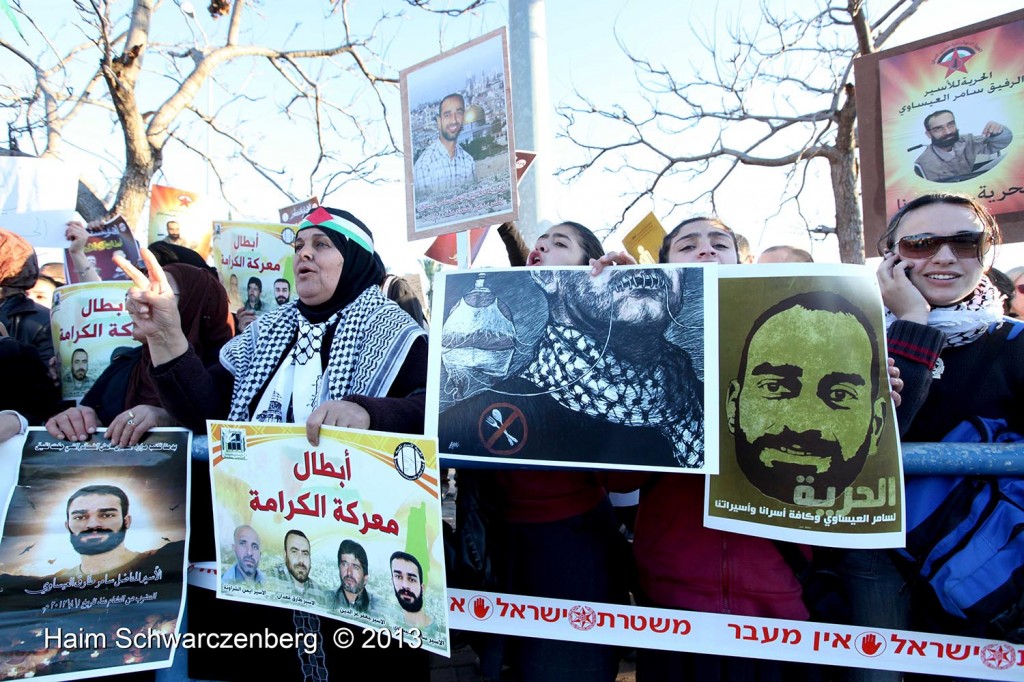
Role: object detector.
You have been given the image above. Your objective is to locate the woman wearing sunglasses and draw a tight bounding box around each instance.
[839,193,1023,682]
[876,192,1017,439]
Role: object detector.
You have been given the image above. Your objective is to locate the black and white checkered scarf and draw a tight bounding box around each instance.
[221,285,425,421]
[883,274,1005,348]
[521,324,705,467]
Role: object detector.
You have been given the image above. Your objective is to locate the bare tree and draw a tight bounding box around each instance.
[558,0,926,263]
[0,0,486,225]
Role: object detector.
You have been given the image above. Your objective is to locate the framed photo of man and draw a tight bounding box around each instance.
[400,27,518,241]
[856,9,1024,249]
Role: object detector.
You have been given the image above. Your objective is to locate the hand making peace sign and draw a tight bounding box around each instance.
[114,248,190,365]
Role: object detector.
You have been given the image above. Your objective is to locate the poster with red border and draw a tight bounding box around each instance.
[146,185,210,259]
[856,10,1024,250]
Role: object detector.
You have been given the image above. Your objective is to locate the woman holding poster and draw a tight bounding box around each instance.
[841,193,1024,681]
[45,263,232,446]
[116,207,429,680]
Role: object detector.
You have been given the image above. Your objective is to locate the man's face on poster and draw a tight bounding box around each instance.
[926,112,959,150]
[274,280,290,305]
[391,557,424,613]
[65,493,130,556]
[71,350,88,381]
[166,221,181,241]
[233,526,261,578]
[339,553,367,602]
[536,269,683,339]
[285,533,311,583]
[726,304,885,503]
[437,95,465,143]
[247,280,261,306]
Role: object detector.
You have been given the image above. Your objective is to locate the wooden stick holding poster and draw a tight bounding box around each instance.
[705,265,904,549]
[401,28,518,241]
[207,422,449,656]
[427,265,718,473]
[0,428,190,681]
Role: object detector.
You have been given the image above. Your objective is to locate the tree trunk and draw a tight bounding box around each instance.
[111,155,159,229]
[831,149,865,264]
[76,181,109,222]
[832,84,865,264]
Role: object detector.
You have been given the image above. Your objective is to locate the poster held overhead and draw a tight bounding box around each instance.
[401,28,518,241]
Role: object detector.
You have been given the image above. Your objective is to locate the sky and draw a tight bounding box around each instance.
[4,0,1023,274]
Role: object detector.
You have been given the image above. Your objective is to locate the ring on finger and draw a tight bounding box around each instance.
[126,418,136,426]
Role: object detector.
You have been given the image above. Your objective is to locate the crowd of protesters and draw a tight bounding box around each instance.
[0,190,1021,682]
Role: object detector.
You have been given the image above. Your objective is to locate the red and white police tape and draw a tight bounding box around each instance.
[189,565,1021,678]
[447,589,1022,680]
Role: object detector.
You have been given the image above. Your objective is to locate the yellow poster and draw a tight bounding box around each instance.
[622,212,665,264]
[211,221,295,314]
[49,281,140,401]
[207,422,448,656]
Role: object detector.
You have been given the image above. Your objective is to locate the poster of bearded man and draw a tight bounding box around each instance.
[428,265,717,474]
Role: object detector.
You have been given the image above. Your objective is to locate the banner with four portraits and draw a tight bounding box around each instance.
[206,422,449,656]
[210,220,296,314]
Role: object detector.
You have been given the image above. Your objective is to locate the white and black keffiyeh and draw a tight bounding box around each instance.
[520,324,704,467]
[221,285,424,421]
[884,274,1005,348]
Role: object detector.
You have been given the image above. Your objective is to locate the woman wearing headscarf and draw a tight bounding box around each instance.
[45,263,233,446]
[0,228,54,365]
[117,207,428,681]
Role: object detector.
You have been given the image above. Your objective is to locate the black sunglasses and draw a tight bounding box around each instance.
[896,232,990,260]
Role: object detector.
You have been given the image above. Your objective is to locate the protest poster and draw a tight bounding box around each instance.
[427,265,718,473]
[207,422,449,656]
[211,220,295,313]
[0,157,79,248]
[856,9,1024,248]
[278,196,319,225]
[705,265,904,548]
[423,150,537,265]
[0,428,190,681]
[64,216,143,284]
[622,212,666,265]
[49,281,139,402]
[146,185,210,259]
[401,28,518,240]
[423,227,489,266]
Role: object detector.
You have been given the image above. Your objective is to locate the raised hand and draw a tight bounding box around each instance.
[876,252,929,324]
[115,248,188,365]
[590,250,637,277]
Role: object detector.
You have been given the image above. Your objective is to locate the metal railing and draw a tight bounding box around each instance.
[191,436,1024,475]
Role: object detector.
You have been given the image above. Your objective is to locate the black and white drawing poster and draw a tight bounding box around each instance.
[427,266,718,473]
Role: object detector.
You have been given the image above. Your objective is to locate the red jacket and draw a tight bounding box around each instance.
[632,473,808,619]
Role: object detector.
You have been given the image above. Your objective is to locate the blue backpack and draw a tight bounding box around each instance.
[896,417,1024,643]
